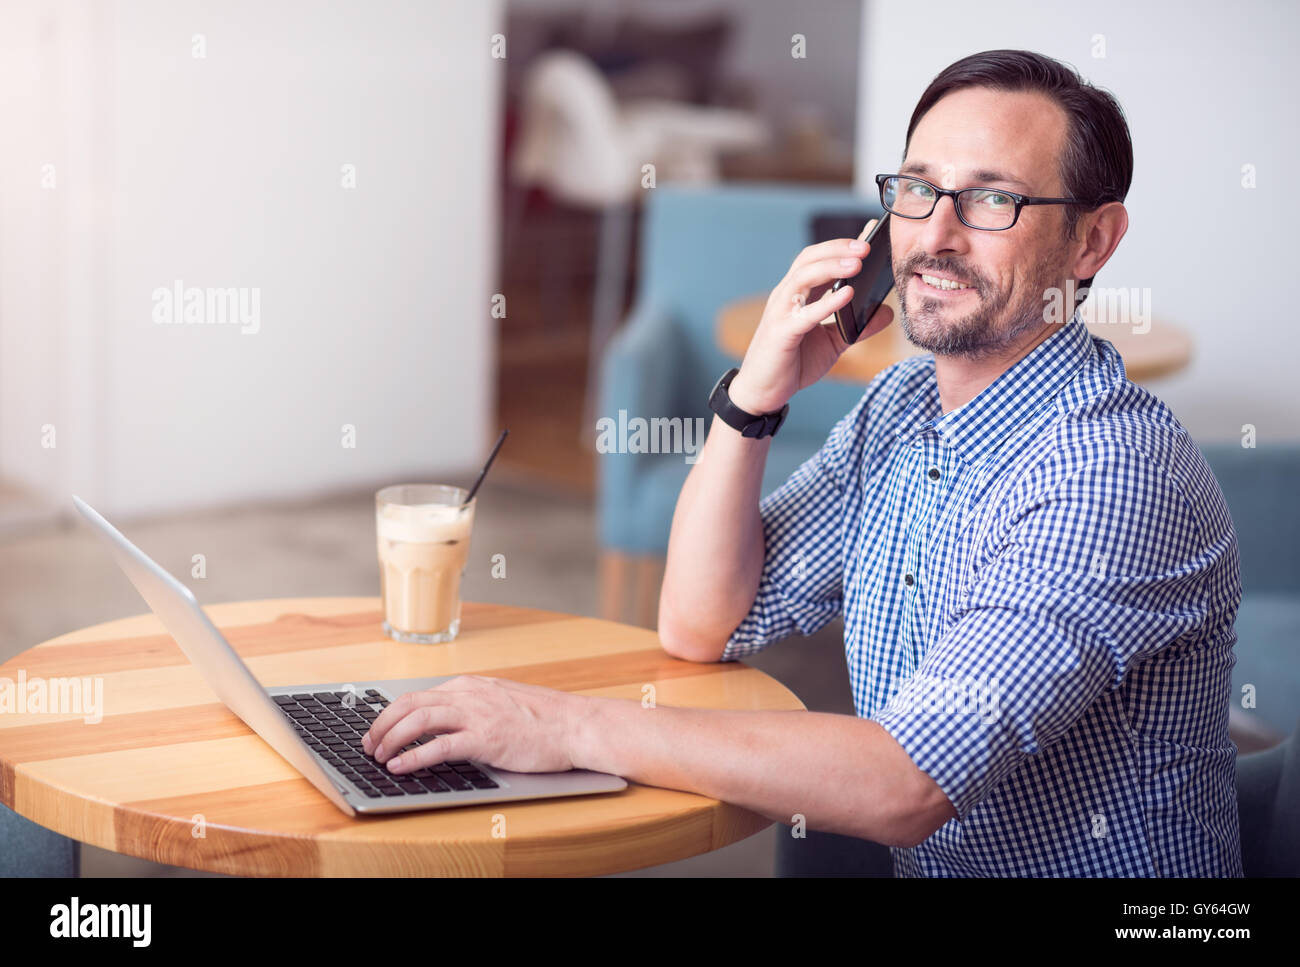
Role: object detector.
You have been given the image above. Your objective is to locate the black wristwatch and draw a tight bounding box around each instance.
[708,368,789,439]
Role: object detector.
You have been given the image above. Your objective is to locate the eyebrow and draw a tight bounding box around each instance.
[898,161,1033,192]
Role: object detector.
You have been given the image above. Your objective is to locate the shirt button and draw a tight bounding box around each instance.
[904,573,915,586]
[928,467,940,480]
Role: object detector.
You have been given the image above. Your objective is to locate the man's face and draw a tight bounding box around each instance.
[891,86,1076,359]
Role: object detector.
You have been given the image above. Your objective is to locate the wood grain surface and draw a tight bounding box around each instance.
[0,598,805,877]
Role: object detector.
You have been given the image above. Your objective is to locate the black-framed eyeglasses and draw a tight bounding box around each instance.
[875,173,1090,231]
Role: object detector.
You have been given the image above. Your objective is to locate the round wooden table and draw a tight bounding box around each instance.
[717,291,1194,384]
[0,598,804,877]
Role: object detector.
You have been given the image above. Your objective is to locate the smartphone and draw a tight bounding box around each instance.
[823,213,893,345]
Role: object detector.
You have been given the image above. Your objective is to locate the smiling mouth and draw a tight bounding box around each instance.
[916,272,974,292]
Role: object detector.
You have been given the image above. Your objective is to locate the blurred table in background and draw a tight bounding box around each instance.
[717,290,1194,384]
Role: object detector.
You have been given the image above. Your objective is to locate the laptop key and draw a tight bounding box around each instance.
[469,778,498,789]
[273,695,296,705]
[397,782,424,794]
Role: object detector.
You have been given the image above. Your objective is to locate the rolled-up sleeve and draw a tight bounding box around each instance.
[720,392,869,661]
[869,441,1236,820]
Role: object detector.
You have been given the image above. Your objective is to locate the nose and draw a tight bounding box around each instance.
[915,193,970,257]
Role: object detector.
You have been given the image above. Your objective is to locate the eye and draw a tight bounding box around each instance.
[969,189,1012,208]
[907,180,936,200]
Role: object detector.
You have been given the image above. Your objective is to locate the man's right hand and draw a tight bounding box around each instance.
[727,225,896,416]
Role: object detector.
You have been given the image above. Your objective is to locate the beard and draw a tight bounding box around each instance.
[895,243,1067,360]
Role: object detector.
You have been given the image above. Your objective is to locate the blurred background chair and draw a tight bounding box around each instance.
[774,824,894,877]
[1236,713,1300,876]
[1200,442,1300,873]
[1199,443,1300,744]
[509,49,771,439]
[0,803,79,877]
[595,182,880,625]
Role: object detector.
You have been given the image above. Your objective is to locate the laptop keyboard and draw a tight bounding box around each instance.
[273,689,499,799]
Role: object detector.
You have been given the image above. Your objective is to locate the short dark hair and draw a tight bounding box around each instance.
[904,49,1133,294]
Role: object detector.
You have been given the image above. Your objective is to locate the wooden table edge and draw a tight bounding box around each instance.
[2,598,807,877]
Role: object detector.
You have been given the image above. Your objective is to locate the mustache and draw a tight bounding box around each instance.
[901,258,982,289]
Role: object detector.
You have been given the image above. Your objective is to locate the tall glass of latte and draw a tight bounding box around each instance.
[375,484,475,643]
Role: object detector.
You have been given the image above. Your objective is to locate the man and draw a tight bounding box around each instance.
[364,49,1242,876]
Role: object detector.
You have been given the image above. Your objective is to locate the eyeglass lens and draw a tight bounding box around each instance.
[881,176,1017,230]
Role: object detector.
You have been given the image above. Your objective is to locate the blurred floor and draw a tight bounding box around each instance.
[0,474,857,877]
[495,193,639,498]
[496,319,594,497]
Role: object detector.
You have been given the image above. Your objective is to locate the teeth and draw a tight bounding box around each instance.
[921,274,971,291]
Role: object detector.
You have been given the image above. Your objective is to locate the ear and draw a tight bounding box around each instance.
[1071,201,1128,283]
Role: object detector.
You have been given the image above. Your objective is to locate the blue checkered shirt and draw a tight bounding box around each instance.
[722,311,1243,876]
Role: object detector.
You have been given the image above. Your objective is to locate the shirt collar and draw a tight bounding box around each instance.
[892,309,1093,466]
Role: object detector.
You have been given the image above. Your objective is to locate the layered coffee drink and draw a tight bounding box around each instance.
[376,485,475,643]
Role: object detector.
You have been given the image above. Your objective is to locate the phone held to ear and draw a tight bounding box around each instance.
[825,213,894,345]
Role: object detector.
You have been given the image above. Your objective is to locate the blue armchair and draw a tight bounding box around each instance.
[0,803,79,877]
[596,182,879,623]
[1198,443,1300,739]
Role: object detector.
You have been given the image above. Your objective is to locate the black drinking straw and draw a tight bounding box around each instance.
[463,429,508,506]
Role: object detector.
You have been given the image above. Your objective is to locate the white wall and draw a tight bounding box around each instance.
[858,0,1300,443]
[0,0,501,519]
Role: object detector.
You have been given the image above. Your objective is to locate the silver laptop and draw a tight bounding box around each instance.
[71,495,627,816]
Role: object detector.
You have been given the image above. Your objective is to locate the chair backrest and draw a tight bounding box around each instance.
[512,51,628,205]
[1237,714,1300,876]
[636,182,882,436]
[1198,443,1300,594]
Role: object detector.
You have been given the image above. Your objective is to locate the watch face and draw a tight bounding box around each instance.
[709,369,738,414]
[710,372,727,402]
